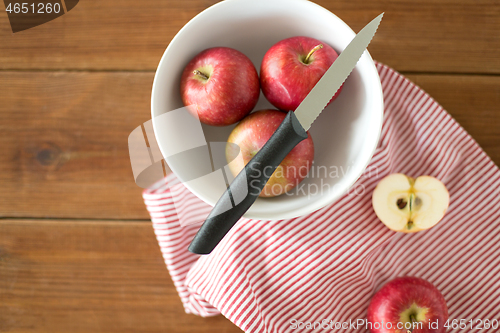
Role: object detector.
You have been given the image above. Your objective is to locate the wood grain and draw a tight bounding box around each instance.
[0,72,155,220]
[405,73,500,164]
[0,0,499,74]
[0,219,243,333]
[0,71,498,219]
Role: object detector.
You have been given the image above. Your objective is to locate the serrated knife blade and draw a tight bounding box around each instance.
[294,12,383,130]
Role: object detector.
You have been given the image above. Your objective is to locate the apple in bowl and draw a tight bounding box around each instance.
[180,47,260,126]
[226,109,314,197]
[260,36,343,111]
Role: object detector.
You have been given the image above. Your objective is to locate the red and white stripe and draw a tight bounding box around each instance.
[143,62,500,332]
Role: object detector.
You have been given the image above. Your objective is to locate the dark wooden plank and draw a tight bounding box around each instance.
[405,73,500,165]
[0,72,156,219]
[0,0,499,74]
[0,72,498,220]
[0,0,219,71]
[341,0,500,74]
[0,219,242,333]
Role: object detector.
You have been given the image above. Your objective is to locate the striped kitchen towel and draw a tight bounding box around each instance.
[143,62,500,333]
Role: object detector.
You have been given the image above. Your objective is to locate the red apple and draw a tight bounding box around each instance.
[260,36,342,111]
[226,109,314,197]
[367,276,448,333]
[180,47,260,126]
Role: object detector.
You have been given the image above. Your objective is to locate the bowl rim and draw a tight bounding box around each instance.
[151,0,384,220]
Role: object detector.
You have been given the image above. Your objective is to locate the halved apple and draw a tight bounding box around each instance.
[372,173,450,233]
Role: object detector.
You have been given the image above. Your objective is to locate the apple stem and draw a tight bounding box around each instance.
[193,69,209,81]
[304,44,323,64]
[407,314,418,333]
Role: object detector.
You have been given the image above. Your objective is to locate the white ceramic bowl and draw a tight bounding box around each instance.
[151,0,383,220]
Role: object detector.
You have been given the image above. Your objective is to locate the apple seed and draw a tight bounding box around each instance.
[397,198,407,209]
[414,196,422,208]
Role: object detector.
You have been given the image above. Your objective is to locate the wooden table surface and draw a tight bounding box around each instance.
[1,1,499,332]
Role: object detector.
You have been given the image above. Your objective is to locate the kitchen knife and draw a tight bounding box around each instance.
[188,13,383,255]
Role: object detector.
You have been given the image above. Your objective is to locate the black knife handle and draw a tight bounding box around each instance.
[188,111,308,254]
